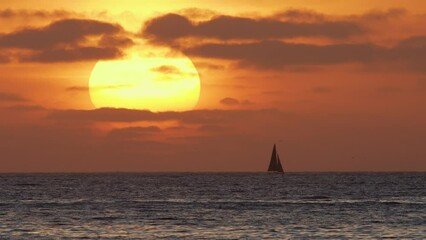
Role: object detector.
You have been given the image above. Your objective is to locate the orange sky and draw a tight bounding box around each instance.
[0,0,425,172]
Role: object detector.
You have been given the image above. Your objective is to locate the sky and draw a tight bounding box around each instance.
[0,0,425,172]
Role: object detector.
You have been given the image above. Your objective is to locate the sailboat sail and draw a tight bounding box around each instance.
[267,144,284,173]
[276,154,283,172]
[268,145,277,171]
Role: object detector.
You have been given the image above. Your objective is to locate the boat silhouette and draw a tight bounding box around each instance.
[267,144,284,173]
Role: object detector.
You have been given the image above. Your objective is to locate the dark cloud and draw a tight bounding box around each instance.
[397,35,426,48]
[140,9,426,71]
[143,13,363,43]
[21,47,123,63]
[220,97,240,106]
[185,40,377,68]
[151,65,182,75]
[142,8,407,46]
[273,9,326,22]
[0,19,121,50]
[0,18,133,63]
[0,9,74,19]
[66,86,89,92]
[356,8,407,21]
[387,36,426,72]
[65,84,129,92]
[197,15,362,39]
[274,8,406,23]
[143,14,192,44]
[0,92,27,102]
[219,97,252,106]
[194,61,225,70]
[48,108,156,123]
[47,108,282,124]
[98,35,134,48]
[184,37,426,71]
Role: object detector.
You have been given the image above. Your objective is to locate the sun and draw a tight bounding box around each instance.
[89,53,200,112]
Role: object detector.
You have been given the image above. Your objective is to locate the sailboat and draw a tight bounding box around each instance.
[267,144,284,173]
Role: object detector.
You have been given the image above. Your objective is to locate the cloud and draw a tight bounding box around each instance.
[143,8,410,46]
[274,8,406,23]
[0,19,121,49]
[355,8,407,21]
[0,9,74,19]
[98,35,134,48]
[396,35,426,48]
[273,9,326,22]
[47,107,282,125]
[142,13,363,44]
[194,61,225,70]
[143,14,192,45]
[139,9,426,71]
[151,65,182,75]
[0,92,27,102]
[387,36,426,72]
[65,84,130,93]
[220,97,253,106]
[185,40,377,68]
[47,108,154,122]
[0,18,133,63]
[65,86,89,92]
[21,47,123,63]
[183,37,426,71]
[220,97,239,106]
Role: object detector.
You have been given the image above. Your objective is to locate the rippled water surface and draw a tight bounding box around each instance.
[0,173,425,239]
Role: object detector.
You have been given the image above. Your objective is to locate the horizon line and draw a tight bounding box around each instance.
[1,171,425,174]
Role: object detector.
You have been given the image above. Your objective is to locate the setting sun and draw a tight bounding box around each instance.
[89,54,200,111]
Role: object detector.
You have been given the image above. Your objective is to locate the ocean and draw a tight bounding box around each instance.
[0,173,424,239]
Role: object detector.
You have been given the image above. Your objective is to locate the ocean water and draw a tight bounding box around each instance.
[0,173,424,239]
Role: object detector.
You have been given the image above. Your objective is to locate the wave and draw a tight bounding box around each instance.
[130,198,426,205]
